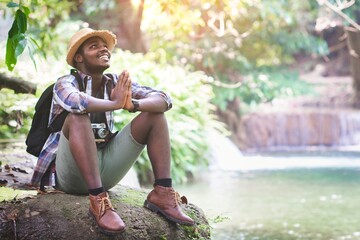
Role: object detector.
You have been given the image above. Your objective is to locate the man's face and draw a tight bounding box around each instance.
[75,37,111,73]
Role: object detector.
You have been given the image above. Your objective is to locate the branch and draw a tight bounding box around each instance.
[318,0,360,31]
[335,0,355,10]
[0,73,37,95]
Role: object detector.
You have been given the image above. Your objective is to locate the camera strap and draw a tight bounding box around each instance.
[90,78,115,148]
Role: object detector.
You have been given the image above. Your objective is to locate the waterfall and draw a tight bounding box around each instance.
[240,109,360,150]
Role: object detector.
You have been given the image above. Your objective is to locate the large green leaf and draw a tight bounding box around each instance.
[5,35,17,71]
[5,9,28,71]
[15,37,27,58]
[15,9,27,33]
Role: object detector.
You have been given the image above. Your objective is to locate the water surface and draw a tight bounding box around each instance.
[175,151,360,240]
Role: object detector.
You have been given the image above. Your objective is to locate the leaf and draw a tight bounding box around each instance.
[15,9,27,33]
[15,37,27,58]
[6,2,19,8]
[0,187,37,202]
[29,37,41,49]
[27,45,38,72]
[5,9,28,71]
[0,179,8,186]
[6,209,18,221]
[5,37,16,71]
[7,14,19,38]
[21,6,31,16]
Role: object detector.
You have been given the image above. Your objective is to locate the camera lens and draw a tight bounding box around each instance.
[97,128,109,139]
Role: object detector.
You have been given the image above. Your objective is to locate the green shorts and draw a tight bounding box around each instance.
[55,123,145,194]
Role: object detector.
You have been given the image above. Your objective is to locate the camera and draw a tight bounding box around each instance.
[91,123,109,142]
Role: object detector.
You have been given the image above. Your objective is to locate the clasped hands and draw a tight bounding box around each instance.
[110,70,135,111]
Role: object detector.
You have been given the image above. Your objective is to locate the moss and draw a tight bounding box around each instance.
[182,225,204,240]
[197,224,212,239]
[116,188,147,207]
[60,206,73,219]
[159,234,167,240]
[184,208,198,220]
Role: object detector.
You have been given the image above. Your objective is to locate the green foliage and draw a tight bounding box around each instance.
[2,0,332,113]
[208,215,230,224]
[212,67,314,111]
[325,0,360,25]
[141,0,326,112]
[0,88,35,139]
[1,49,222,184]
[2,0,351,183]
[109,50,223,184]
[144,0,328,68]
[5,3,30,71]
[2,0,76,71]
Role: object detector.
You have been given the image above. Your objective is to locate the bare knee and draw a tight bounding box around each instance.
[144,112,166,120]
[62,113,91,138]
[136,112,166,126]
[131,112,168,144]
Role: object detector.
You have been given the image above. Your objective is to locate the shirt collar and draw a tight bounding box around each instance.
[76,70,111,85]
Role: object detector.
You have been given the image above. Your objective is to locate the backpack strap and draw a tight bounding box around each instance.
[104,73,115,98]
[70,69,85,92]
[48,69,86,132]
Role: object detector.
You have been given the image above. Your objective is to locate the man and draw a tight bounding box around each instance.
[30,28,194,234]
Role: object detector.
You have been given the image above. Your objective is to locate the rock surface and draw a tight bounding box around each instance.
[0,185,210,240]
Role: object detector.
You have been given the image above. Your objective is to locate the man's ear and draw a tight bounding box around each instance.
[74,53,83,64]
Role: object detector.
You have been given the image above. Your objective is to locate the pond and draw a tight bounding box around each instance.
[175,150,360,240]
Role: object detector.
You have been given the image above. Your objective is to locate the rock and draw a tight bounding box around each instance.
[0,185,210,240]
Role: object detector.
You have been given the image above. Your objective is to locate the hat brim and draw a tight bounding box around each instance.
[66,30,117,68]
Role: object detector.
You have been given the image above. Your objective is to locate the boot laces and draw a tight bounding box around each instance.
[98,196,114,218]
[171,189,182,207]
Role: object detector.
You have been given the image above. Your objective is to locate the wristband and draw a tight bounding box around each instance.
[129,99,140,113]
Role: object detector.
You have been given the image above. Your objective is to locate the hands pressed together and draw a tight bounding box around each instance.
[111,70,134,111]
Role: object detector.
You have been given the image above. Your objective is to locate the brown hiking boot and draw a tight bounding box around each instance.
[144,185,195,225]
[89,192,125,234]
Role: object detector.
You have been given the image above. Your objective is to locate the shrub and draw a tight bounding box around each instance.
[109,50,224,184]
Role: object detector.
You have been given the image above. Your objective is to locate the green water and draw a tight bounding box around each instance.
[176,159,360,240]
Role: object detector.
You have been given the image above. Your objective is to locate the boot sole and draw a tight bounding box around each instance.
[144,200,194,226]
[88,210,125,235]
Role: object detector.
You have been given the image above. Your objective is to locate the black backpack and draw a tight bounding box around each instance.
[25,69,85,157]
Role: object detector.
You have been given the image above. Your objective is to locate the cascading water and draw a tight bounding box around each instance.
[240,108,360,150]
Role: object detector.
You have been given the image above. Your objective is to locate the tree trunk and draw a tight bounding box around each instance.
[0,73,36,95]
[0,185,210,240]
[116,0,147,53]
[345,27,360,106]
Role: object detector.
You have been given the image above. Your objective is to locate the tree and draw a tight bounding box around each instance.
[2,1,76,71]
[317,0,360,103]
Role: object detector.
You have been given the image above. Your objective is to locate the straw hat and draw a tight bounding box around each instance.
[66,28,117,67]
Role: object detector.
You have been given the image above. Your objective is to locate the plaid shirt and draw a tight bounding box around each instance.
[30,70,172,187]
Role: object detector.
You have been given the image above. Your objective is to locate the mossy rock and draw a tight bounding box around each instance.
[0,185,210,240]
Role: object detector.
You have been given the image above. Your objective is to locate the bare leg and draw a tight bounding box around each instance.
[62,113,102,189]
[62,113,125,233]
[135,112,195,225]
[130,112,171,179]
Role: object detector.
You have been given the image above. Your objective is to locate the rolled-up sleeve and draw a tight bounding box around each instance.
[131,82,173,111]
[53,75,89,113]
